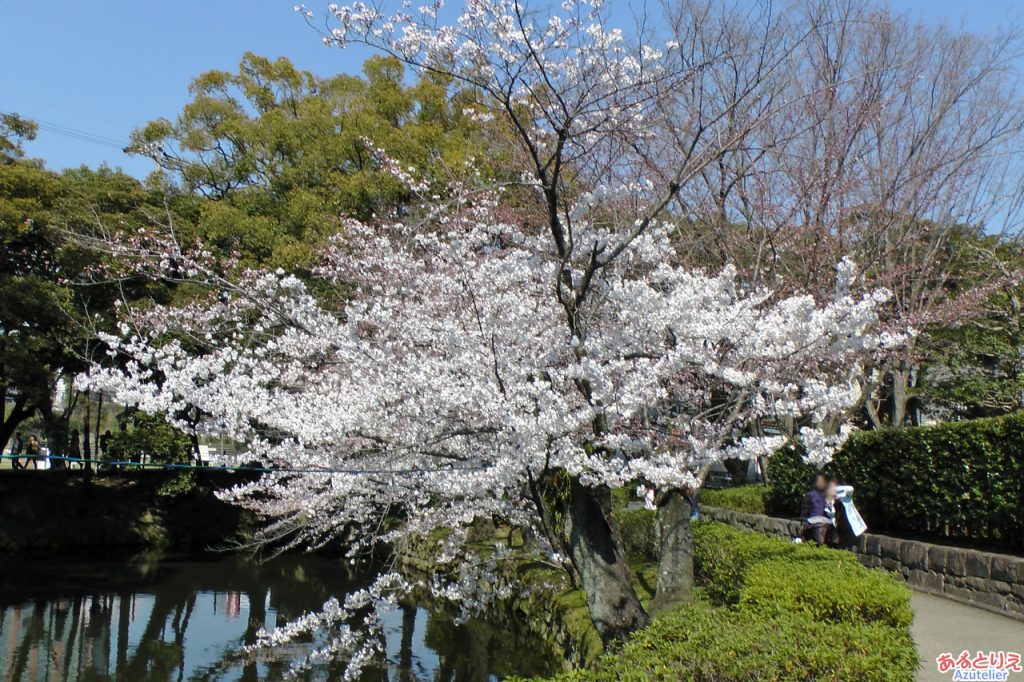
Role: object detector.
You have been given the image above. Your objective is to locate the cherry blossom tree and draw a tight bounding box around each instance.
[678,1,1024,427]
[85,0,897,675]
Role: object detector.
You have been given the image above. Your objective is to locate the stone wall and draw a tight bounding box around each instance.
[702,506,1024,621]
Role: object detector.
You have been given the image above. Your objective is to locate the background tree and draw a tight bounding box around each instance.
[0,151,84,451]
[0,121,179,453]
[0,113,37,162]
[917,233,1024,418]
[104,409,193,465]
[673,0,1024,428]
[128,53,486,270]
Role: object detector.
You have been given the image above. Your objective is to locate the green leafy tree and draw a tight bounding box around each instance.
[105,410,193,465]
[917,234,1024,418]
[0,154,83,450]
[0,134,182,453]
[128,53,482,270]
[0,113,37,161]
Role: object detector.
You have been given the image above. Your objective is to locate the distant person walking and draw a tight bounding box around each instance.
[10,432,25,469]
[99,430,112,457]
[24,435,43,470]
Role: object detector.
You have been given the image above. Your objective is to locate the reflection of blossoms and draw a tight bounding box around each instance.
[429,552,517,625]
[245,572,406,680]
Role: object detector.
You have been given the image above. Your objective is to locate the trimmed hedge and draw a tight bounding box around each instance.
[739,558,913,629]
[692,521,857,604]
[537,521,917,681]
[767,413,1024,549]
[700,484,768,514]
[543,601,916,682]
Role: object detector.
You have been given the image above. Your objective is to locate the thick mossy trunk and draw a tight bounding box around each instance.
[565,478,649,644]
[651,488,694,615]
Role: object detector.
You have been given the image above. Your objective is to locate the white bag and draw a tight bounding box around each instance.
[836,485,867,537]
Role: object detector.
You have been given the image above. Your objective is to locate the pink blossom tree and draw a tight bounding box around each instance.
[86,0,897,674]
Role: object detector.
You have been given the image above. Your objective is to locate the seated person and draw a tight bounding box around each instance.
[800,473,839,546]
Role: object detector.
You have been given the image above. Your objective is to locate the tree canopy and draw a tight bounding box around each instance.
[0,152,177,450]
[128,53,485,270]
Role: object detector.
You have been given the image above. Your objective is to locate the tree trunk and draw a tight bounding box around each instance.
[651,488,694,615]
[864,397,884,429]
[83,390,92,471]
[41,399,65,461]
[94,393,104,459]
[564,478,649,644]
[0,395,32,455]
[891,363,912,427]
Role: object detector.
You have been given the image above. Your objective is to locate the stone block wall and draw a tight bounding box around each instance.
[701,506,1024,621]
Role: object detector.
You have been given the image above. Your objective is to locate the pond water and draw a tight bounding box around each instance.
[0,552,559,681]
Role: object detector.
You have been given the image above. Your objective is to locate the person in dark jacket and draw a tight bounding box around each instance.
[61,429,81,470]
[10,432,24,469]
[99,430,112,457]
[800,472,839,546]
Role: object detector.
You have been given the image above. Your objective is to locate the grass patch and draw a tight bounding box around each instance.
[537,597,917,682]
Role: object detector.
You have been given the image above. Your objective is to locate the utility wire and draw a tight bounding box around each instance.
[1,110,130,151]
[35,122,127,150]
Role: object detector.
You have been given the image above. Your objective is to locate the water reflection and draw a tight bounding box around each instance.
[0,553,557,681]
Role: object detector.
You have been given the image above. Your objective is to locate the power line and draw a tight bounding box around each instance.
[35,122,127,150]
[1,110,130,151]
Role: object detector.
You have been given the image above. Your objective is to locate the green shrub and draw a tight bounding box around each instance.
[701,484,768,514]
[692,521,855,604]
[739,558,913,629]
[543,600,917,682]
[106,411,193,465]
[529,521,917,682]
[766,414,1024,549]
[615,507,658,563]
[156,470,198,497]
[764,441,815,516]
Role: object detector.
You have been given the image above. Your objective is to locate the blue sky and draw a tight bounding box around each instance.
[2,0,1021,179]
